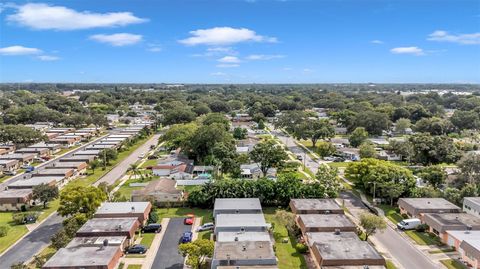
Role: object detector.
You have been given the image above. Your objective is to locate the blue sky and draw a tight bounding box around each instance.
[0,0,479,83]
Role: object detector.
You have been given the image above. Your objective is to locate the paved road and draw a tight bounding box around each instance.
[0,213,64,268]
[269,127,320,173]
[152,218,191,269]
[93,134,160,186]
[339,192,439,269]
[0,134,108,190]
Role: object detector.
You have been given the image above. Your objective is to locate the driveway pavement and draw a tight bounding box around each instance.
[0,213,64,268]
[152,217,192,269]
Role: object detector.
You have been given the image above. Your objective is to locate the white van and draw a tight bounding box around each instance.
[397,218,421,230]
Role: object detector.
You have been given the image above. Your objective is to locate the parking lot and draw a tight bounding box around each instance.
[151,217,192,269]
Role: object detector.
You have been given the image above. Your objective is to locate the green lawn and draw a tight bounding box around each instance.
[264,208,307,269]
[440,259,467,269]
[377,204,403,224]
[156,207,213,224]
[177,185,201,193]
[0,212,28,254]
[429,247,456,254]
[127,264,142,269]
[140,233,155,248]
[328,162,350,168]
[141,158,158,168]
[386,260,398,269]
[405,230,442,246]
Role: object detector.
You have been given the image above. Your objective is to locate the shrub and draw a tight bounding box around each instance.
[0,225,9,237]
[148,211,159,224]
[295,243,308,254]
[401,213,409,219]
[415,224,429,232]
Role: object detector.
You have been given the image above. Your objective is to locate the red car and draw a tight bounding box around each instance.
[184,214,195,225]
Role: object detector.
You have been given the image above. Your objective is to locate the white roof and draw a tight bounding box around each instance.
[216,214,267,227]
[217,231,271,242]
[214,198,262,211]
[95,202,150,215]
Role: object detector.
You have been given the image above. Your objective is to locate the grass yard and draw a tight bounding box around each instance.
[141,158,158,168]
[405,230,442,246]
[156,207,213,224]
[327,162,350,168]
[429,247,456,254]
[27,245,56,268]
[199,230,212,240]
[385,260,398,269]
[140,233,155,248]
[440,259,467,269]
[178,185,201,193]
[263,208,307,269]
[0,212,28,254]
[127,264,143,269]
[377,204,403,224]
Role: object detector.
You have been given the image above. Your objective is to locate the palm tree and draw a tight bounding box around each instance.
[127,163,144,181]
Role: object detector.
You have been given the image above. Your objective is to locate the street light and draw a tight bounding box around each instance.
[368,181,377,203]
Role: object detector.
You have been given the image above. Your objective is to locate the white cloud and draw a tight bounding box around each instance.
[282,67,292,71]
[7,3,147,30]
[427,30,480,45]
[179,27,277,46]
[303,68,314,73]
[390,46,424,56]
[211,72,227,76]
[246,54,284,60]
[37,55,60,61]
[89,33,143,46]
[0,45,42,55]
[216,64,240,68]
[147,44,162,52]
[218,56,241,63]
[371,40,384,44]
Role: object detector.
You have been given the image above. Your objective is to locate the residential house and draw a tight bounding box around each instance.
[0,189,33,211]
[76,217,140,245]
[398,198,461,221]
[0,159,19,173]
[0,145,16,155]
[305,232,386,268]
[8,176,64,189]
[296,214,356,234]
[240,163,276,180]
[0,153,35,164]
[423,213,480,244]
[94,202,152,225]
[464,197,480,218]
[211,241,277,269]
[445,230,480,268]
[213,198,263,218]
[337,148,360,161]
[60,155,96,163]
[214,214,268,236]
[131,179,183,203]
[151,161,192,180]
[28,142,62,154]
[290,199,343,215]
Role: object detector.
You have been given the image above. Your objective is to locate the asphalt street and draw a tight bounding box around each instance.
[339,192,439,269]
[0,213,64,268]
[93,133,160,186]
[152,218,192,269]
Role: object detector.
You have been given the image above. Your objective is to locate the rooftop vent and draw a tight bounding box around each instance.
[334,229,341,235]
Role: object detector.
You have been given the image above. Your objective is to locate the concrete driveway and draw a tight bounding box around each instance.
[152,217,192,269]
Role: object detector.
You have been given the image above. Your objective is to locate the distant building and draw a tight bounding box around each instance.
[398,198,461,220]
[464,197,480,218]
[240,163,276,180]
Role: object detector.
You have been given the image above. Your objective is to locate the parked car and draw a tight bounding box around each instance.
[397,218,421,230]
[196,223,214,232]
[142,223,162,233]
[23,215,37,224]
[139,153,145,159]
[126,244,147,254]
[25,166,35,173]
[184,214,195,225]
[147,155,158,160]
[20,164,30,169]
[296,154,303,160]
[4,170,16,176]
[180,232,193,243]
